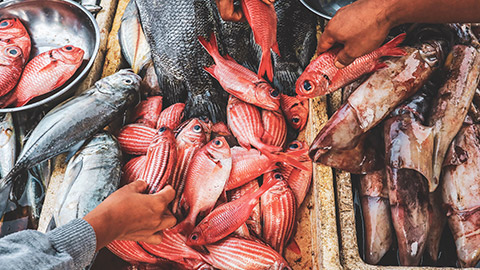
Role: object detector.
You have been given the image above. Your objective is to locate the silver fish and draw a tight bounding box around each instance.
[0,70,140,191]
[119,0,151,74]
[52,132,122,227]
[0,113,16,220]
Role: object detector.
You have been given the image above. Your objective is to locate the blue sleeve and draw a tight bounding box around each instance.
[0,218,97,270]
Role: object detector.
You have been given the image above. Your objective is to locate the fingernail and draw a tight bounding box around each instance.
[334,61,345,69]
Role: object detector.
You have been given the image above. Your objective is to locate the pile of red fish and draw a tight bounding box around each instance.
[0,18,84,108]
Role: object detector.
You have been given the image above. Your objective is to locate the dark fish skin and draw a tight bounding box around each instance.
[135,0,227,122]
[272,0,317,96]
[0,70,140,191]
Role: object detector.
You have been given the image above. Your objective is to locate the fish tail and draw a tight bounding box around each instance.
[258,49,273,81]
[253,174,279,198]
[198,32,220,60]
[268,151,308,171]
[379,33,407,57]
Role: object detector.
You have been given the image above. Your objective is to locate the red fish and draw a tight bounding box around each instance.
[177,137,232,233]
[132,96,163,128]
[280,94,308,130]
[0,18,31,64]
[296,34,406,99]
[1,45,84,107]
[186,173,279,246]
[107,240,160,264]
[171,119,207,214]
[198,33,280,111]
[117,124,156,155]
[261,109,286,147]
[279,141,312,206]
[227,95,282,154]
[240,0,279,81]
[228,180,262,236]
[156,103,185,130]
[201,236,291,270]
[141,127,177,194]
[261,172,297,255]
[0,44,23,96]
[120,155,146,186]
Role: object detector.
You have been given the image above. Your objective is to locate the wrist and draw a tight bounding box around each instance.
[83,209,121,251]
[380,0,407,27]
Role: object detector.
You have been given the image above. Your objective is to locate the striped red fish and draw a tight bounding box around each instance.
[240,0,279,81]
[156,103,185,130]
[227,95,282,154]
[296,34,406,99]
[279,141,312,206]
[201,236,292,270]
[107,240,160,264]
[117,124,156,155]
[261,172,297,255]
[198,33,280,111]
[186,173,279,246]
[0,44,23,97]
[171,118,208,215]
[261,109,286,147]
[121,155,146,186]
[176,137,232,233]
[141,127,177,194]
[228,179,262,236]
[1,45,84,107]
[0,18,31,64]
[280,94,308,130]
[132,96,163,128]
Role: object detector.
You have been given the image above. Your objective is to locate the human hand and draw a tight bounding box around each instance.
[83,181,176,251]
[317,0,394,68]
[215,0,275,22]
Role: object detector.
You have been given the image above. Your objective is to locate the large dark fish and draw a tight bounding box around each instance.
[51,132,122,227]
[135,0,227,122]
[442,122,480,267]
[271,0,317,96]
[0,70,139,192]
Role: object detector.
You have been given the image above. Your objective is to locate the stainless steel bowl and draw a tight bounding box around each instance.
[300,0,356,20]
[0,0,100,112]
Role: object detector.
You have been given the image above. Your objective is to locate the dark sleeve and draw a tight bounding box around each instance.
[0,218,97,270]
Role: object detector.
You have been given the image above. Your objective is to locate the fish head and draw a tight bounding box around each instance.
[151,126,176,147]
[185,224,207,246]
[205,136,231,161]
[295,70,330,99]
[0,18,27,40]
[254,81,280,111]
[283,100,308,130]
[53,45,85,65]
[96,69,141,99]
[285,140,310,162]
[0,44,23,66]
[177,118,207,146]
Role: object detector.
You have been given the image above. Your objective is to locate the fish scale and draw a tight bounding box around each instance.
[121,155,146,185]
[141,128,176,194]
[261,173,296,255]
[261,109,286,147]
[228,179,261,236]
[117,124,156,155]
[156,103,185,130]
[0,44,23,97]
[107,240,160,264]
[0,18,31,64]
[202,237,291,270]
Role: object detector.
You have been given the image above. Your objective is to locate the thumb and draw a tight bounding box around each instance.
[334,47,357,69]
[129,180,148,193]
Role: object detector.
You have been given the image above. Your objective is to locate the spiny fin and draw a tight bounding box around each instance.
[378,33,407,57]
[286,239,301,255]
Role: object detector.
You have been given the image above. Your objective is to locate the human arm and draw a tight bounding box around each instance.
[0,181,176,270]
[215,0,274,22]
[318,0,480,68]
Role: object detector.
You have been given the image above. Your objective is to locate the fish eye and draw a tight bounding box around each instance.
[323,74,330,81]
[274,173,283,180]
[6,47,18,56]
[65,46,73,51]
[0,20,10,28]
[190,233,199,241]
[283,267,290,270]
[213,139,223,146]
[270,89,279,97]
[193,124,202,132]
[289,142,299,150]
[158,127,166,132]
[292,117,300,124]
[123,79,133,85]
[303,80,312,92]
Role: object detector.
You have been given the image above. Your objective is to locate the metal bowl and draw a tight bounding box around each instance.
[300,0,357,20]
[0,0,100,112]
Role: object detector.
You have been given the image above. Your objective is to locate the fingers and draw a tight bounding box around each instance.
[127,180,148,193]
[316,30,336,54]
[139,232,164,245]
[157,210,177,230]
[334,47,357,68]
[155,185,175,204]
[216,0,244,22]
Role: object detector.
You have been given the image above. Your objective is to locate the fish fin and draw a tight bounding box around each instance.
[64,140,87,163]
[266,151,308,171]
[272,69,300,96]
[373,62,388,71]
[185,90,226,123]
[198,33,220,60]
[46,217,57,231]
[203,66,217,78]
[286,239,301,255]
[378,33,407,57]
[224,54,236,62]
[258,49,273,82]
[272,42,281,57]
